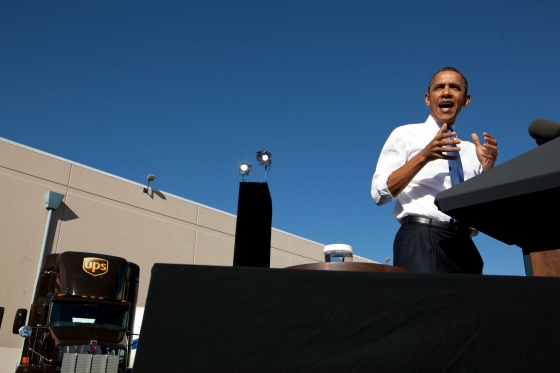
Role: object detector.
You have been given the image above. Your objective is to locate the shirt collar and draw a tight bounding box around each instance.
[426,115,455,131]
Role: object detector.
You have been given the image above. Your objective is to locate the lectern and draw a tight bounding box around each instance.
[435,136,560,276]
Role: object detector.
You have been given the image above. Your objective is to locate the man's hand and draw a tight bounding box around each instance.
[471,132,498,171]
[419,123,461,162]
[387,123,460,197]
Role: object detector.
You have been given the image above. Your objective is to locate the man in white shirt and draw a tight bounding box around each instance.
[371,67,499,274]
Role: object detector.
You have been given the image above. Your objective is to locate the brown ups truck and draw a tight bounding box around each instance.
[13,251,139,373]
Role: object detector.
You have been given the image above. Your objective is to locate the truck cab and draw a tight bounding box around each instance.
[14,252,139,373]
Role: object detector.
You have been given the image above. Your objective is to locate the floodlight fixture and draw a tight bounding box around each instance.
[256,150,271,165]
[144,174,156,193]
[239,163,252,182]
[256,150,272,181]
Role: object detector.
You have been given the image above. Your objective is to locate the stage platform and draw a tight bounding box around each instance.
[134,264,560,372]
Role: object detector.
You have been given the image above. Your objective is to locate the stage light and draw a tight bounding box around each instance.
[323,244,353,263]
[256,150,271,165]
[239,163,252,181]
[256,150,272,181]
[143,174,156,193]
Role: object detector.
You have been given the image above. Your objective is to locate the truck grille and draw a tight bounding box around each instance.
[60,353,119,373]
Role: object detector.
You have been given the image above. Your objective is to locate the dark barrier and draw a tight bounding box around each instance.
[435,136,560,276]
[134,264,560,372]
[435,136,560,252]
[233,182,272,267]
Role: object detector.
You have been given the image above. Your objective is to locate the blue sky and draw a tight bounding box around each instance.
[2,0,559,276]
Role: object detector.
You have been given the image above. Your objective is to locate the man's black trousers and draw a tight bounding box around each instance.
[393,221,484,274]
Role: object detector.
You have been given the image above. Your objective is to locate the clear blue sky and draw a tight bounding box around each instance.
[2,0,559,276]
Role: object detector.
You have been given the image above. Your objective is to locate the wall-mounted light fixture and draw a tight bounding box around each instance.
[143,174,156,193]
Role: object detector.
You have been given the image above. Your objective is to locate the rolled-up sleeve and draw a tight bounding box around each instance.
[371,128,407,206]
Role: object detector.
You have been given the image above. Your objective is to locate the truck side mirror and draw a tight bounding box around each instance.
[0,307,4,329]
[13,309,28,334]
[19,325,32,338]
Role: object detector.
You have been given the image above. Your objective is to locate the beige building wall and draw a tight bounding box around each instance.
[0,137,372,372]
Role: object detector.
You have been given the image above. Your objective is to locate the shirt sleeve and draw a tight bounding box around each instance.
[371,127,408,206]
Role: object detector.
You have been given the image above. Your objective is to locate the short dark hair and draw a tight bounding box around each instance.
[427,67,468,95]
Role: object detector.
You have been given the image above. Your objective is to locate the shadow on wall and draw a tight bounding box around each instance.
[45,201,79,255]
[146,188,166,201]
[42,186,165,259]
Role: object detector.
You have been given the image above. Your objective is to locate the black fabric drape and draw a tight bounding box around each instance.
[233,182,272,268]
[135,264,560,372]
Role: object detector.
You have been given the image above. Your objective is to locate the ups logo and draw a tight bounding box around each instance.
[83,257,109,276]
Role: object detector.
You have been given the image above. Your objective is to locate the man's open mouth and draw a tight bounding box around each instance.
[438,101,454,113]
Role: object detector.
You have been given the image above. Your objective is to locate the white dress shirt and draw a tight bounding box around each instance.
[371,115,482,223]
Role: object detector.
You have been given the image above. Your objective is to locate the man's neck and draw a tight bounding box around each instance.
[429,115,456,128]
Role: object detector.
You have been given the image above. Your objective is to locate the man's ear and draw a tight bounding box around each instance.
[463,93,471,107]
[424,93,430,107]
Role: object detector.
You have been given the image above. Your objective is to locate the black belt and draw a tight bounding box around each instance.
[401,216,468,235]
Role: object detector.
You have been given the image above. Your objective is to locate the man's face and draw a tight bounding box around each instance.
[424,71,470,125]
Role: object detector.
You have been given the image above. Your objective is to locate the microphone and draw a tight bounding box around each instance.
[528,118,560,145]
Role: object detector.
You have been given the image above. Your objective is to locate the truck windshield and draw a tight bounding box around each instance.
[50,301,129,330]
